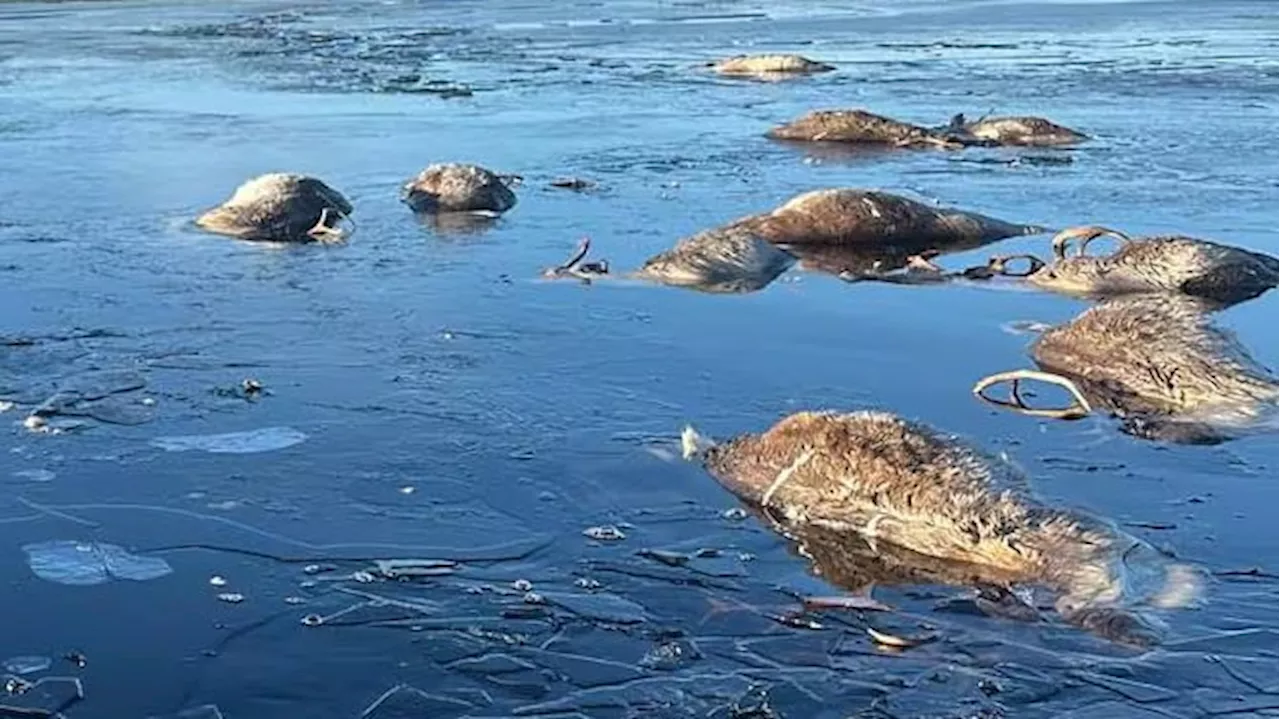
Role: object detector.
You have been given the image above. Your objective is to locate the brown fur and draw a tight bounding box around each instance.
[955,115,1088,146]
[195,173,352,243]
[400,163,517,215]
[712,54,834,76]
[1028,235,1279,305]
[634,226,795,293]
[731,188,1046,251]
[1031,294,1278,443]
[767,109,939,145]
[685,410,1199,644]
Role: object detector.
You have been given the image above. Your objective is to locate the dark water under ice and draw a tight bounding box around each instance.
[0,0,1277,716]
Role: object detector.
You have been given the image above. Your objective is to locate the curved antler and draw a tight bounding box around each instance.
[307,206,355,243]
[972,369,1093,420]
[542,237,609,284]
[1050,226,1132,260]
[559,237,591,271]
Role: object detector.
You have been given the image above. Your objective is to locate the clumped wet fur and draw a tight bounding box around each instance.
[682,411,1199,645]
[1028,228,1280,305]
[1030,294,1278,443]
[400,163,518,215]
[195,173,352,243]
[732,189,1046,251]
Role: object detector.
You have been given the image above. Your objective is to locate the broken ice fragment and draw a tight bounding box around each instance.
[23,540,174,586]
[539,591,648,624]
[583,525,626,541]
[2,655,51,675]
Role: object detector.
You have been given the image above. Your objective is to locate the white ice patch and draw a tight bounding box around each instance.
[9,469,56,483]
[1000,320,1051,336]
[150,426,308,454]
[2,655,51,675]
[23,540,174,586]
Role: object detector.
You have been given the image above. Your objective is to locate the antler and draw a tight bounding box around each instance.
[1050,226,1132,260]
[972,369,1093,420]
[542,237,610,284]
[557,237,591,271]
[306,206,355,243]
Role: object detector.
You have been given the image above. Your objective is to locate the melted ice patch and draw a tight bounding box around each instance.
[150,426,308,454]
[23,540,174,586]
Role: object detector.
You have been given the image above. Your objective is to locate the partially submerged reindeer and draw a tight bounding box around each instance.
[195,173,353,243]
[733,188,1046,285]
[973,293,1279,444]
[885,225,1280,304]
[767,109,966,149]
[729,188,1046,249]
[401,163,518,216]
[543,227,796,294]
[709,54,835,78]
[767,108,1087,149]
[542,188,1046,290]
[679,410,1201,646]
[944,113,1088,147]
[1021,226,1279,306]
